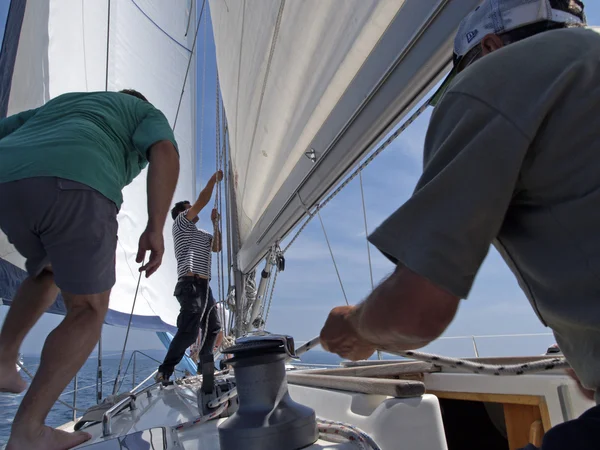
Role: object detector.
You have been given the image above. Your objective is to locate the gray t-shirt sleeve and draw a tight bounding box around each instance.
[368,91,531,298]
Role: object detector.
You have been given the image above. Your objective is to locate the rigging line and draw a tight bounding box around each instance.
[117,239,160,319]
[104,0,111,92]
[317,210,349,306]
[16,360,86,412]
[239,0,286,204]
[112,265,144,396]
[359,172,374,291]
[263,260,279,327]
[358,171,380,361]
[173,0,206,131]
[283,97,433,254]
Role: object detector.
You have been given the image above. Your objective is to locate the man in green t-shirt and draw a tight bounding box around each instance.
[0,89,180,450]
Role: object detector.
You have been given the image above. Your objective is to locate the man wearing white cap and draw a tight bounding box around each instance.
[320,0,598,447]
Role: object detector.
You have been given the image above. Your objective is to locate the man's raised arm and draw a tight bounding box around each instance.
[186,170,223,220]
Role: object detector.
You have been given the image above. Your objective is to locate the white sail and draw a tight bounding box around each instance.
[210,0,482,273]
[0,0,197,331]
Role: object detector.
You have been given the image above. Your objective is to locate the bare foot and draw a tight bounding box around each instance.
[0,365,27,394]
[7,426,91,450]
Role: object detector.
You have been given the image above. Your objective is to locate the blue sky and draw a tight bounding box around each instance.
[2,1,600,358]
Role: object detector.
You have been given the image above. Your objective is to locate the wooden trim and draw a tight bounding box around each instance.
[539,398,552,431]
[503,403,542,450]
[529,420,544,447]
[288,373,425,397]
[305,361,439,378]
[427,390,542,406]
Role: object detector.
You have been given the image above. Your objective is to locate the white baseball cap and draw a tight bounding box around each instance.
[430,0,586,106]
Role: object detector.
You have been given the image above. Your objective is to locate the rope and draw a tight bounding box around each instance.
[401,350,569,376]
[173,402,227,431]
[358,172,382,360]
[295,336,569,376]
[318,418,381,450]
[112,265,143,395]
[191,71,223,359]
[262,260,280,327]
[317,210,348,305]
[283,98,432,254]
[358,172,374,291]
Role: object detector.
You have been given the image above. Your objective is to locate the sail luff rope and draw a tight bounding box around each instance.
[283,98,432,254]
[317,210,349,306]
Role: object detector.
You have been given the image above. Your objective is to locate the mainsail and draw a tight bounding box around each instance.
[0,0,198,332]
[210,0,482,275]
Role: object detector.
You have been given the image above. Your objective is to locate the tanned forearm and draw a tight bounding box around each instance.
[186,176,218,220]
[147,141,180,231]
[351,266,460,353]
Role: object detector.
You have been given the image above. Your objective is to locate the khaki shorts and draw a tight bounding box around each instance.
[0,177,118,295]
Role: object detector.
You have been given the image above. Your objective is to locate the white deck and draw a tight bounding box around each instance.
[67,381,446,449]
[63,366,595,450]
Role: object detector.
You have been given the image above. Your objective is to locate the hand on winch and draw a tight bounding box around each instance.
[319,306,377,361]
[319,266,460,361]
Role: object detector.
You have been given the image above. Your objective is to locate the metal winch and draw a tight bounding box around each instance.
[217,334,319,450]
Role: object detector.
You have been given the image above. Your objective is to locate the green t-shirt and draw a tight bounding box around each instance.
[0,91,178,208]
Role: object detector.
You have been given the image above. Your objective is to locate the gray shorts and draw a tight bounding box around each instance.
[0,177,118,295]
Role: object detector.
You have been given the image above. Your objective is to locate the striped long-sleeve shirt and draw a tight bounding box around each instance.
[173,212,212,279]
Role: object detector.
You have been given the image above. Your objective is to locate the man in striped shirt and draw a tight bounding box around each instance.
[156,170,223,381]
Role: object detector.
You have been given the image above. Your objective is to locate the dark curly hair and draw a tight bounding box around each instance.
[171,201,190,220]
[120,89,148,102]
